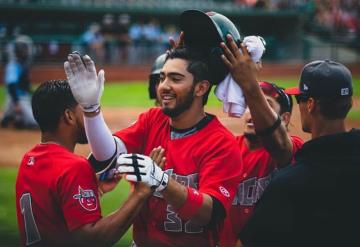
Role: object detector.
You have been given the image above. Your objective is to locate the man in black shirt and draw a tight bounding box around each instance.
[237,60,360,247]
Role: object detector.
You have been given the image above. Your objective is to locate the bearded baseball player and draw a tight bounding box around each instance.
[16,80,153,247]
[176,10,304,247]
[218,34,305,247]
[218,80,304,247]
[64,45,243,246]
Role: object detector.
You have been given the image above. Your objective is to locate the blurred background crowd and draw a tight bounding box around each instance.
[0,0,359,65]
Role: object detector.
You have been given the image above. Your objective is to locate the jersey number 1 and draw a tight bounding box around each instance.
[20,193,41,245]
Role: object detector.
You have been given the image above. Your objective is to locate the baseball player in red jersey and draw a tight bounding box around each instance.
[16,80,153,247]
[64,48,243,247]
[217,36,304,247]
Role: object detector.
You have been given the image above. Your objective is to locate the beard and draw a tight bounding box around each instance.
[244,133,259,142]
[162,85,195,118]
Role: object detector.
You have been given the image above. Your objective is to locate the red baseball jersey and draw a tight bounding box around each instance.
[16,143,101,247]
[218,135,304,247]
[114,108,243,247]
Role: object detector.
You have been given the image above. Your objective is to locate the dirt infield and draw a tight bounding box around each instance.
[1,100,360,168]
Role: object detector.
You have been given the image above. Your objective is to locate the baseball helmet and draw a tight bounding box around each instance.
[180,10,242,84]
[149,53,167,99]
[180,10,241,48]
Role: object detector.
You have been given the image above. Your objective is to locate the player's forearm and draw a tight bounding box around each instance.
[261,126,293,167]
[95,189,150,244]
[161,178,213,225]
[243,83,293,165]
[73,188,150,247]
[161,178,187,208]
[242,81,279,131]
[84,111,116,161]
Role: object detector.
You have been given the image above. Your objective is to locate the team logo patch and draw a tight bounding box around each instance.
[27,157,35,166]
[73,186,98,211]
[219,186,230,198]
[303,83,308,91]
[341,88,350,95]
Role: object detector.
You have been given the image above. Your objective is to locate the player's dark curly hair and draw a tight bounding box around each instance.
[32,80,77,132]
[166,48,212,105]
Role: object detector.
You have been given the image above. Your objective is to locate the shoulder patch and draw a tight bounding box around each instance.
[73,186,98,211]
[27,156,35,166]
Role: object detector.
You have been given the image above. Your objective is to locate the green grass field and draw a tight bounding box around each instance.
[0,77,359,246]
[0,77,359,109]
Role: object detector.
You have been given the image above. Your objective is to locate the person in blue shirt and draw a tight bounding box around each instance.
[1,39,37,129]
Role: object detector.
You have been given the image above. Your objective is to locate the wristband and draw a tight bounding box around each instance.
[255,115,281,137]
[82,103,101,113]
[176,187,204,220]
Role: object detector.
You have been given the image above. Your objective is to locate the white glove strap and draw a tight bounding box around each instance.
[82,103,101,113]
[156,172,169,192]
[117,154,169,191]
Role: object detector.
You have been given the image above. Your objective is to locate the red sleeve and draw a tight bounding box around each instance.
[198,135,243,212]
[58,158,102,231]
[114,110,151,154]
[290,135,304,164]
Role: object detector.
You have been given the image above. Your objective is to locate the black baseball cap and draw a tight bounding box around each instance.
[285,60,353,98]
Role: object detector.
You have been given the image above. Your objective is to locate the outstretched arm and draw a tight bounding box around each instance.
[221,35,293,166]
[64,54,125,163]
[72,183,151,247]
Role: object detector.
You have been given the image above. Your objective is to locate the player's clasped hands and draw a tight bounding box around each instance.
[149,146,166,169]
[64,52,105,112]
[117,148,169,192]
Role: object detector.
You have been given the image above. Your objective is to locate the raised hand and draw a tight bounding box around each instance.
[117,153,169,192]
[220,34,259,89]
[169,31,185,50]
[64,53,105,112]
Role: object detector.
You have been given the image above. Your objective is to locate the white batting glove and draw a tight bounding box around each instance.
[64,53,104,112]
[243,36,266,63]
[117,153,169,192]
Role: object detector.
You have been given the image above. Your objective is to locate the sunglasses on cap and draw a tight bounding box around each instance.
[259,81,292,113]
